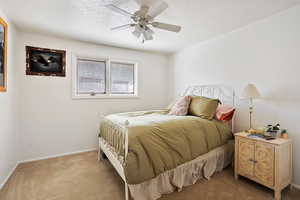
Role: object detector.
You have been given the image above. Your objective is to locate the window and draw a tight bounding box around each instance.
[110,62,135,94]
[77,59,106,95]
[72,55,138,99]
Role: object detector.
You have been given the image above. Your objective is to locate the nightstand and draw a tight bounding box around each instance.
[234,132,292,200]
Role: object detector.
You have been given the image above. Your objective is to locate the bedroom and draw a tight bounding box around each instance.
[0,0,299,200]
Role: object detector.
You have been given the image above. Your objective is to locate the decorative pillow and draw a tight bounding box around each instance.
[166,101,175,111]
[168,96,192,116]
[188,96,220,120]
[215,104,236,121]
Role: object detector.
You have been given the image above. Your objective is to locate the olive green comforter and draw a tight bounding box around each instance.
[100,110,232,184]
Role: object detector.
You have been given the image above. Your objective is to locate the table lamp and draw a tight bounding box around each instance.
[240,83,261,133]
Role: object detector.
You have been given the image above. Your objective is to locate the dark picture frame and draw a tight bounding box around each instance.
[26,46,66,77]
[0,17,8,92]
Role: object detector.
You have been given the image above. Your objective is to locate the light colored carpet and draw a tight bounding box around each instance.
[0,151,299,200]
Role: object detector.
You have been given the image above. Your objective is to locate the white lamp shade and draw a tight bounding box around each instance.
[240,83,261,99]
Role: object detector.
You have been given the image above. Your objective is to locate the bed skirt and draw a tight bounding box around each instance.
[128,140,234,200]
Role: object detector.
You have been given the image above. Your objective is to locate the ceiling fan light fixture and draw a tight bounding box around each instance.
[143,27,154,40]
[132,25,143,38]
[132,29,142,38]
[145,27,154,35]
[143,30,153,40]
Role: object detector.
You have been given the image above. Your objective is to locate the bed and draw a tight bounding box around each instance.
[98,85,235,200]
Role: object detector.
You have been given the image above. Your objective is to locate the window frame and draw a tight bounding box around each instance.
[72,54,139,99]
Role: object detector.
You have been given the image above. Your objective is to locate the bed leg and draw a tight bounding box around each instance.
[98,146,103,161]
[125,182,129,200]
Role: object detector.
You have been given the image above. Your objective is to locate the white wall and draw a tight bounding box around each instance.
[170,5,300,184]
[0,10,19,188]
[16,32,170,161]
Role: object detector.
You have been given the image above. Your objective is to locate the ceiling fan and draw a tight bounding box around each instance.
[105,0,182,42]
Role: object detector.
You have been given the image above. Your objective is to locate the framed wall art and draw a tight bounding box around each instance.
[26,46,66,77]
[0,17,8,92]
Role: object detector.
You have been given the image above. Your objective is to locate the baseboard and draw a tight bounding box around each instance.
[0,163,18,191]
[292,183,300,190]
[19,148,98,164]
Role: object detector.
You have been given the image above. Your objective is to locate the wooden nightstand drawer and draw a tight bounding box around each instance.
[234,132,292,200]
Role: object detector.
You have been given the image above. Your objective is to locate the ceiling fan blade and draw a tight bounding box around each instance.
[105,4,133,17]
[133,0,152,6]
[133,0,167,17]
[147,1,168,19]
[111,24,136,31]
[136,5,149,16]
[151,22,181,32]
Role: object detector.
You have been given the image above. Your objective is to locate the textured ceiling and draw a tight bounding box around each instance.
[1,0,300,53]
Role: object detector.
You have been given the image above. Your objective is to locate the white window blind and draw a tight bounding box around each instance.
[110,62,135,94]
[77,59,106,94]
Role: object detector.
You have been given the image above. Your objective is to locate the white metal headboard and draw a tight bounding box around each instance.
[182,85,236,131]
[182,85,235,107]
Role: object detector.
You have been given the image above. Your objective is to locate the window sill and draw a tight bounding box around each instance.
[72,94,140,100]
